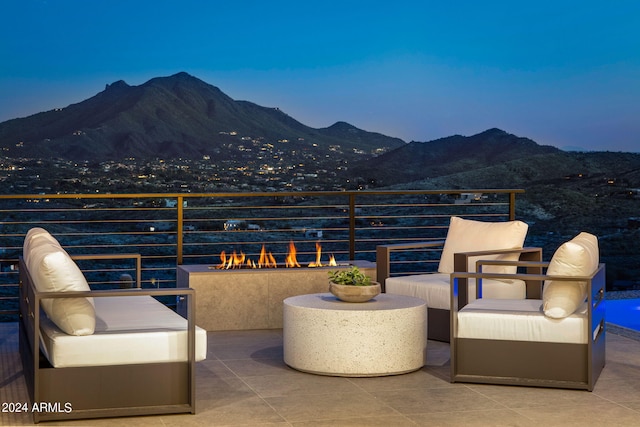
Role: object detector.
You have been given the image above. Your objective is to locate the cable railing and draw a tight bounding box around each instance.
[0,189,522,320]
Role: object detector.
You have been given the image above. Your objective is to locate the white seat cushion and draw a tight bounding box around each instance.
[386,273,526,310]
[39,296,207,368]
[457,298,588,344]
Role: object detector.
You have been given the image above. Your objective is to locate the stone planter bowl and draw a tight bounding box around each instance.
[329,282,381,302]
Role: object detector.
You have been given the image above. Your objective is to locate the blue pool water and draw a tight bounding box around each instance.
[607,298,640,331]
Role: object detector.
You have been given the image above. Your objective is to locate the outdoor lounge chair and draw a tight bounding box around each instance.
[19,228,207,423]
[450,232,605,390]
[377,216,542,341]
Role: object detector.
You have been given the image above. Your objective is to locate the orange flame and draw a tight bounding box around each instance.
[216,241,337,269]
[217,250,248,269]
[308,242,338,267]
[285,241,300,268]
[258,245,277,268]
[308,242,322,267]
[328,253,337,266]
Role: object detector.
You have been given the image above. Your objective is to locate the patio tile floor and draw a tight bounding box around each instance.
[2,322,640,426]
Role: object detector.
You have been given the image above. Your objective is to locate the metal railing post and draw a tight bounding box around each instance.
[177,196,184,265]
[509,191,516,220]
[349,193,356,260]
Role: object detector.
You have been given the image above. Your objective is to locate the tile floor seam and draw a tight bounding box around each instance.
[223,363,295,425]
[508,407,543,425]
[345,377,421,421]
[395,407,533,417]
[461,383,515,411]
[592,396,640,414]
[508,402,640,427]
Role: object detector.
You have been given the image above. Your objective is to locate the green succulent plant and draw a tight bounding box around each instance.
[328,266,372,286]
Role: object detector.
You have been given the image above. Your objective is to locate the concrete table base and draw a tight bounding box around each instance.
[283,293,427,377]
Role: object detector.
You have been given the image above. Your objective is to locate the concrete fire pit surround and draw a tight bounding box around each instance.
[177,260,376,331]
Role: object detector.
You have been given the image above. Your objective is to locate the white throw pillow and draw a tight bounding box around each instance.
[23,228,95,335]
[438,216,529,274]
[542,232,599,319]
[23,227,58,256]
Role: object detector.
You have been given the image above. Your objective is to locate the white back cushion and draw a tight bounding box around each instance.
[23,228,95,335]
[23,227,58,255]
[542,232,599,319]
[438,217,529,274]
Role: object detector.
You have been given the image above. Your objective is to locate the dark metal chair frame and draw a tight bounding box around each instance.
[450,260,606,391]
[18,256,198,423]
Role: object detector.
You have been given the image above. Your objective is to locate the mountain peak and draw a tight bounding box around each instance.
[170,71,195,79]
[146,71,203,86]
[329,121,354,128]
[105,80,130,91]
[475,128,508,137]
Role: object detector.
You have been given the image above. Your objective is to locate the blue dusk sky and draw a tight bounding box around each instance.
[1,0,639,152]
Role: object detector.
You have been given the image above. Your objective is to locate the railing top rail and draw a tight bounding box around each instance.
[0,189,525,200]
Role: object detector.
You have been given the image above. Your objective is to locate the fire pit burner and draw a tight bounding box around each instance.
[216,241,338,269]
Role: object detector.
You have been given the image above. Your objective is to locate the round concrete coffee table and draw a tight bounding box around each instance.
[283,293,427,377]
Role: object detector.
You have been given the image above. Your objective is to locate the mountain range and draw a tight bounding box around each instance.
[0,72,405,161]
[2,71,640,197]
[348,128,562,186]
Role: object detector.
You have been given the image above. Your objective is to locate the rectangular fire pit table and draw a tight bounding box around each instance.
[177,261,376,330]
[283,293,427,377]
